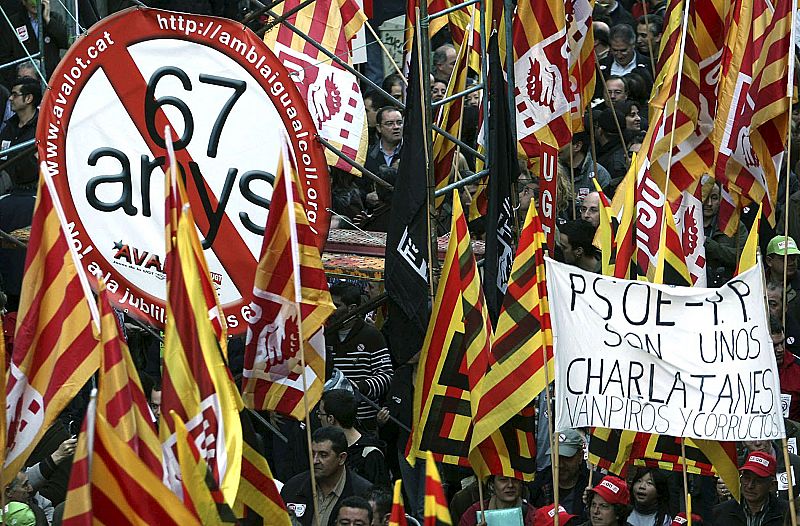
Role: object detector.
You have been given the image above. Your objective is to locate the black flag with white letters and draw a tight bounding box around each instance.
[384,34,431,365]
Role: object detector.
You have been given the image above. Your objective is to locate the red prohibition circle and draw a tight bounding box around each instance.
[37,7,331,335]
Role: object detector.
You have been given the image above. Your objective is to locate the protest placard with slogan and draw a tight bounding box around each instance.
[546,258,785,442]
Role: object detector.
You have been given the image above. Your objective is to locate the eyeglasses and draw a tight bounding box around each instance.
[8,91,23,99]
[315,409,331,420]
[579,206,600,214]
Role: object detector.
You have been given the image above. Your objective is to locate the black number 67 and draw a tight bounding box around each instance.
[144,66,246,157]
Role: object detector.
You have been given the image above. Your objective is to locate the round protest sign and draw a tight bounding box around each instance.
[38,7,330,334]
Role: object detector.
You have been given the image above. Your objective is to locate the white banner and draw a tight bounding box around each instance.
[546,258,785,441]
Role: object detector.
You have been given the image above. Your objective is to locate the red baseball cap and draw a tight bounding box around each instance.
[740,451,777,477]
[589,475,630,506]
[534,504,577,526]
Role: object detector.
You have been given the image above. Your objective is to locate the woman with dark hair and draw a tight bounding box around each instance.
[627,468,673,526]
[582,475,631,526]
[615,100,643,132]
[458,475,536,526]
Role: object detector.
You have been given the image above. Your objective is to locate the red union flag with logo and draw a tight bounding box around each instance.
[160,132,242,506]
[243,145,334,420]
[513,0,571,155]
[714,0,793,234]
[5,166,101,484]
[265,0,368,174]
[513,0,571,249]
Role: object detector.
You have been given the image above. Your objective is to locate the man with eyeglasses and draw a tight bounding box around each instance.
[0,77,39,195]
[713,451,786,526]
[364,106,403,180]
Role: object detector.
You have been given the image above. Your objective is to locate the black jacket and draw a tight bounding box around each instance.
[347,434,389,488]
[281,468,372,526]
[713,493,788,526]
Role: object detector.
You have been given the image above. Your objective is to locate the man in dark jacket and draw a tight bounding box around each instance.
[281,427,373,526]
[319,389,389,488]
[713,452,787,526]
[0,0,68,86]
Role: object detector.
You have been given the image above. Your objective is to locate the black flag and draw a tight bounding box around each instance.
[484,33,519,325]
[384,35,431,365]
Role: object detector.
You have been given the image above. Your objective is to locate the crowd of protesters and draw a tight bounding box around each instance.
[2,0,800,525]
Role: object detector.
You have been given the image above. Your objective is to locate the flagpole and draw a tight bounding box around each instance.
[364,21,408,86]
[679,439,692,526]
[642,1,657,79]
[593,52,630,165]
[281,144,322,526]
[417,6,438,298]
[653,0,691,285]
[782,7,798,524]
[477,476,486,524]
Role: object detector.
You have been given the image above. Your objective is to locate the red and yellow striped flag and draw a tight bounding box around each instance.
[512,0,572,157]
[469,201,548,480]
[173,413,237,525]
[233,434,292,525]
[63,397,201,526]
[407,191,482,467]
[566,0,596,132]
[265,0,368,174]
[630,0,702,205]
[161,134,242,506]
[242,149,334,419]
[714,0,793,234]
[95,284,162,478]
[432,8,472,208]
[4,168,100,485]
[424,451,452,526]
[389,480,409,526]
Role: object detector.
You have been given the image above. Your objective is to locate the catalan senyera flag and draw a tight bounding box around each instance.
[633,435,740,502]
[588,429,740,501]
[95,284,162,478]
[242,148,334,419]
[594,181,618,275]
[265,0,368,174]
[407,191,482,467]
[736,203,762,274]
[432,13,472,209]
[389,479,409,526]
[404,0,449,56]
[62,398,201,526]
[424,451,452,526]
[714,0,793,234]
[566,0,595,132]
[630,0,702,204]
[4,166,100,485]
[611,169,638,280]
[469,201,549,476]
[512,0,572,157]
[233,412,292,525]
[161,133,242,506]
[173,413,237,525]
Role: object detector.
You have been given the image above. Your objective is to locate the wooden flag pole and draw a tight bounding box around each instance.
[680,438,692,526]
[477,475,486,524]
[280,145,322,526]
[642,0,657,80]
[781,6,798,524]
[781,438,798,526]
[592,51,630,165]
[364,21,408,86]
